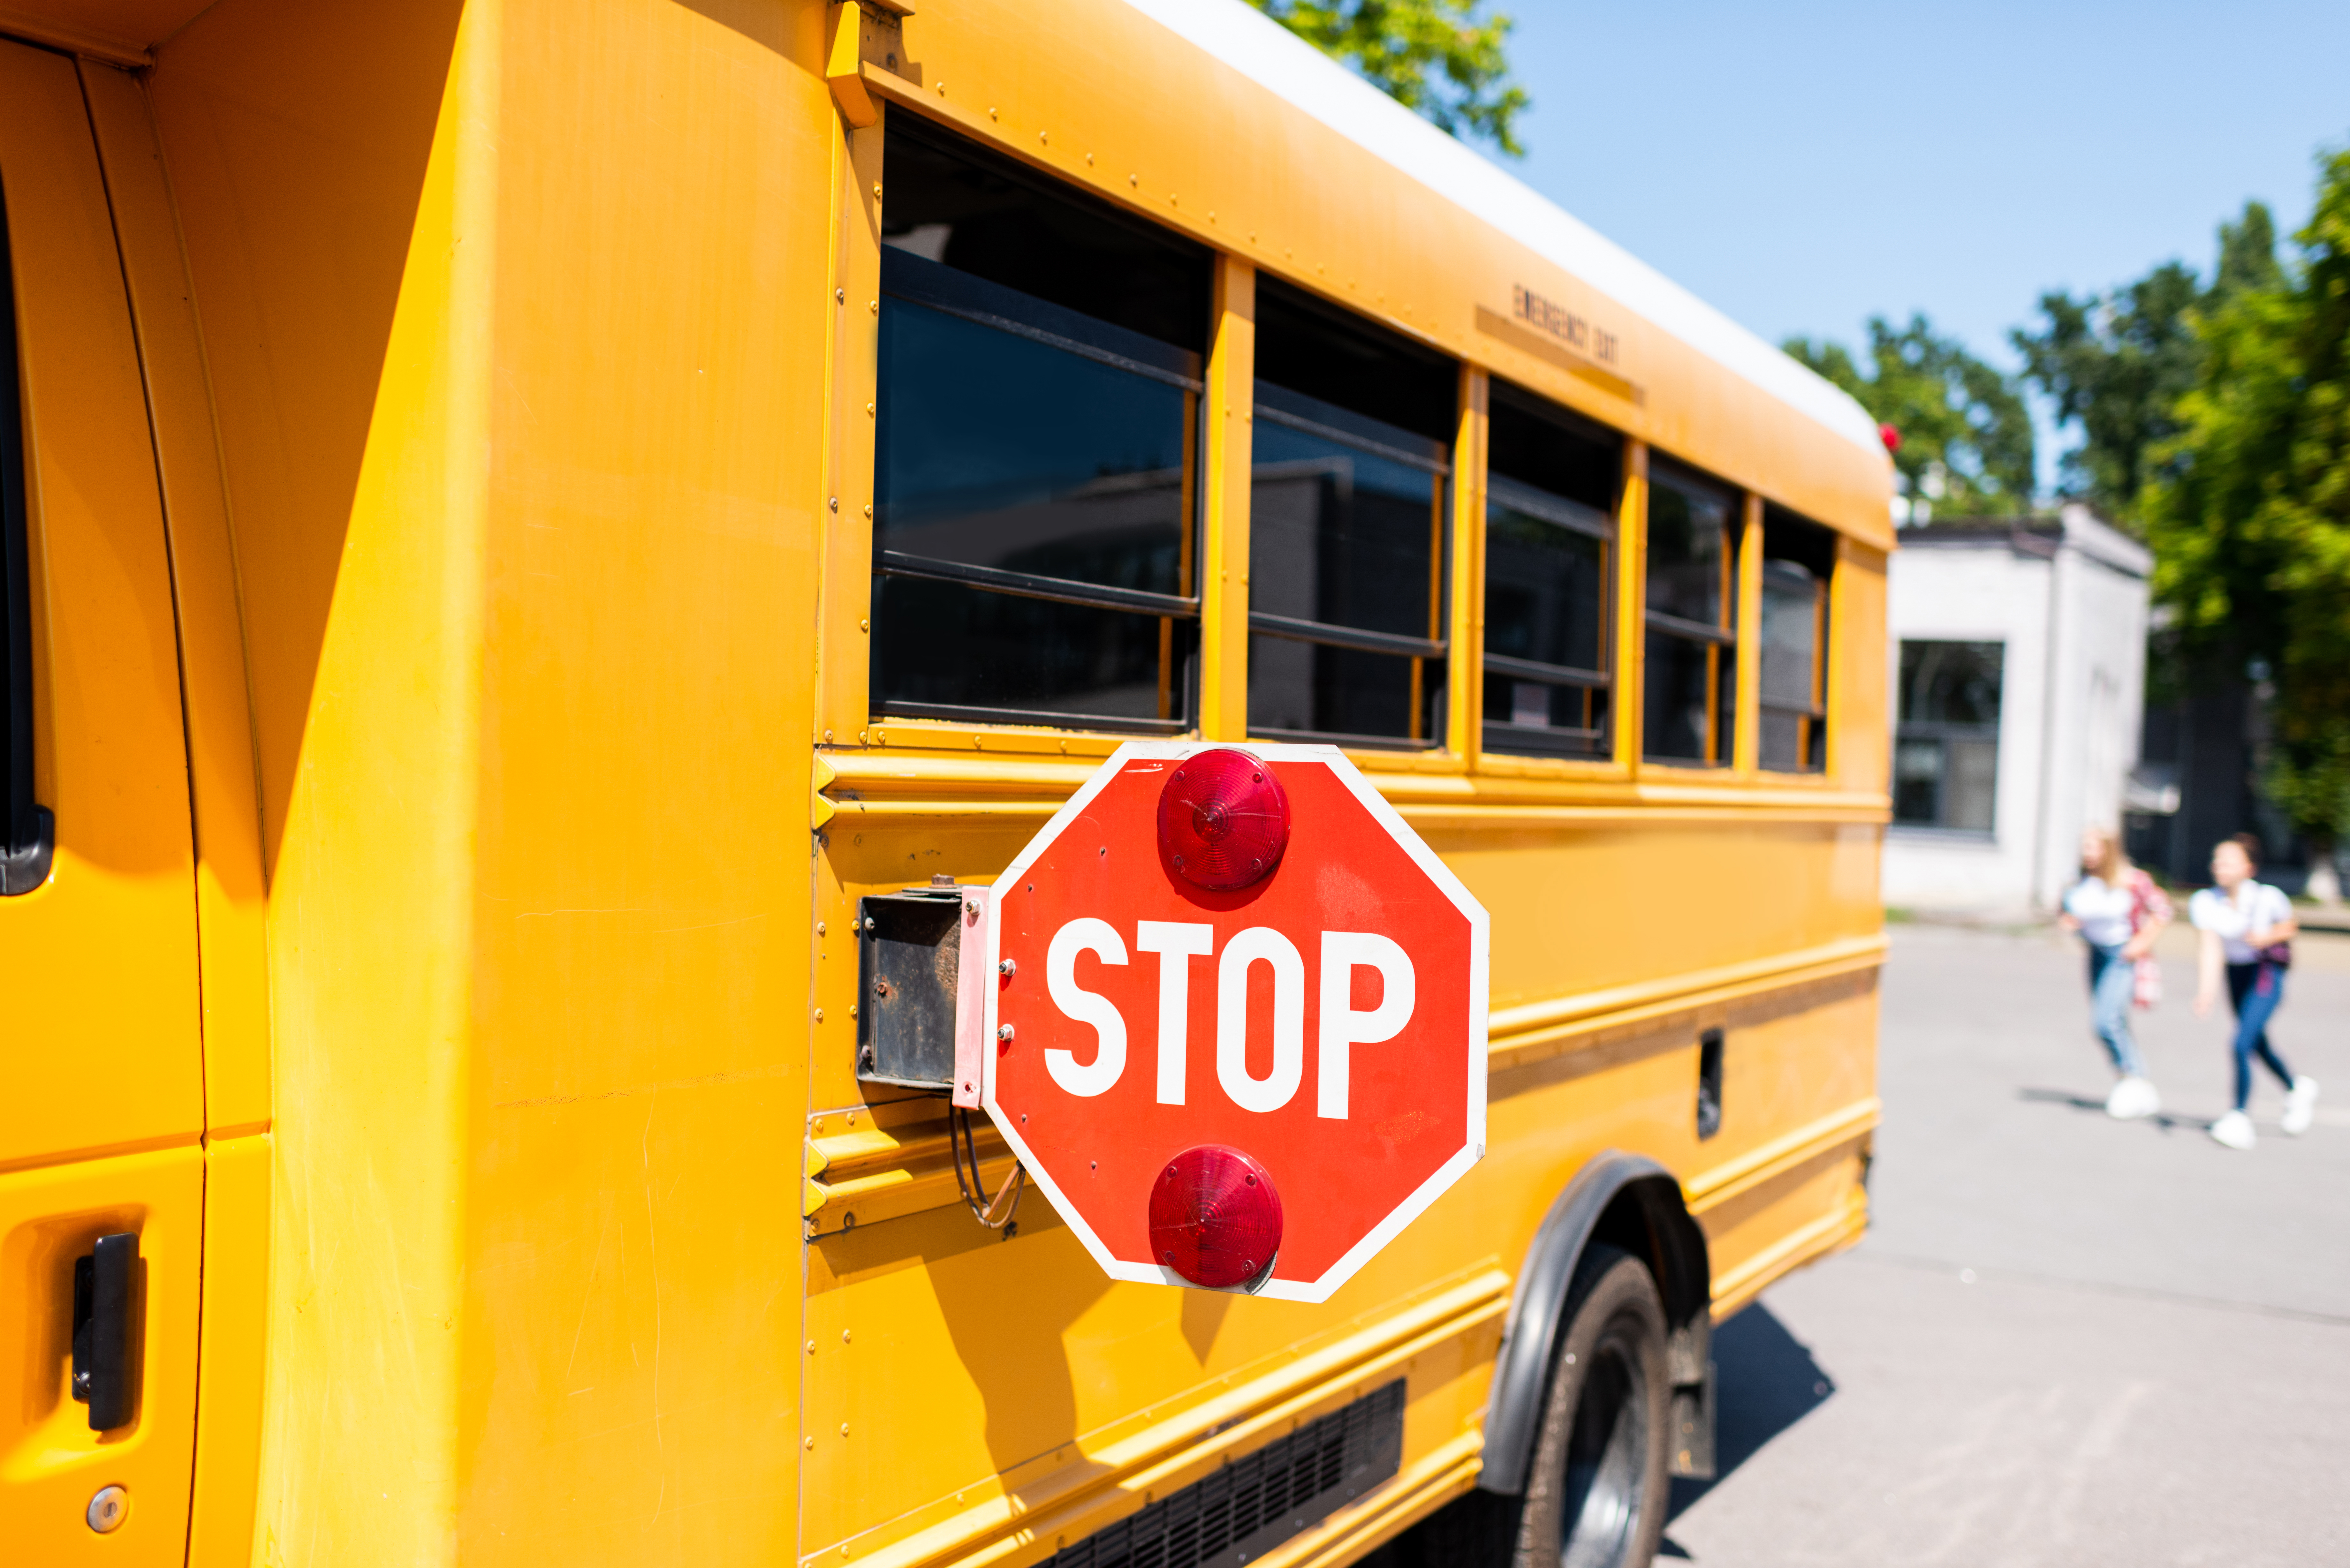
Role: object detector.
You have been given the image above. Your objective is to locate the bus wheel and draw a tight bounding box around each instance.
[1517,1245,1670,1568]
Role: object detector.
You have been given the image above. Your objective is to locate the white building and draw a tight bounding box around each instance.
[1882,505,2152,918]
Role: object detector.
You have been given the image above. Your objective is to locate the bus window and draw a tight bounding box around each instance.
[1481,382,1619,758]
[1248,277,1454,745]
[872,117,1211,729]
[1642,459,1739,765]
[1759,506,1837,773]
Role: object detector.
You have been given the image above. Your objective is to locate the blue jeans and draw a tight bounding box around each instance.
[2224,962,2296,1111]
[2084,941,2146,1077]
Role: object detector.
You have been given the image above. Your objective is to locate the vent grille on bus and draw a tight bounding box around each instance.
[1041,1379,1405,1568]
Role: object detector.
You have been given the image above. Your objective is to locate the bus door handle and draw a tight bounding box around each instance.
[72,1232,138,1430]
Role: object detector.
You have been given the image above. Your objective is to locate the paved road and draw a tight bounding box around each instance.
[1663,921,2350,1566]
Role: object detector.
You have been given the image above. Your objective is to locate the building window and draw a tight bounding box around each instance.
[1247,277,1455,747]
[1642,460,1738,765]
[1894,640,2003,830]
[1758,506,1836,773]
[871,116,1210,730]
[1480,383,1619,758]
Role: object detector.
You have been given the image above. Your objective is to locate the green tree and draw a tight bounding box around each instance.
[2143,151,2350,876]
[1245,0,1529,157]
[1784,314,2036,516]
[2011,204,2280,523]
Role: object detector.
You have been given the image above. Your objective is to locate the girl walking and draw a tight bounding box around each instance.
[2058,827,2168,1119]
[2191,834,2320,1150]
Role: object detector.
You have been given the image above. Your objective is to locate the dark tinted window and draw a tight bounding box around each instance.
[1482,384,1619,758]
[1758,506,1836,773]
[876,287,1190,595]
[1,186,48,894]
[1255,276,1455,444]
[1900,640,2003,727]
[882,114,1208,351]
[870,120,1209,731]
[1895,640,2003,830]
[1247,287,1453,745]
[1643,460,1739,764]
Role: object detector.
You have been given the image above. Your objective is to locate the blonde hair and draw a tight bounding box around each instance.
[2082,826,2126,880]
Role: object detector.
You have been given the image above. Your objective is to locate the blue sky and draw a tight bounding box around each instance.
[1495,0,2350,485]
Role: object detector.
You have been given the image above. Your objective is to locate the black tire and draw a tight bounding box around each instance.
[1513,1244,1672,1568]
[1368,1246,1672,1568]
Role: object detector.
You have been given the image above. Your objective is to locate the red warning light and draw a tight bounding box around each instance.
[1879,423,1902,454]
[1157,748,1291,891]
[1148,1145,1284,1289]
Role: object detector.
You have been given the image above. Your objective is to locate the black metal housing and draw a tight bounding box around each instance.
[855,888,967,1092]
[1039,1380,1405,1568]
[72,1231,138,1431]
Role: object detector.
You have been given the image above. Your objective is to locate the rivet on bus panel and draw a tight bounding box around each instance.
[829,496,838,510]
[843,1329,852,1343]
[872,183,882,199]
[835,287,844,303]
[814,1008,824,1022]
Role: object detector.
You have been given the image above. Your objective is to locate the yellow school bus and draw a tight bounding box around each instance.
[0,1,1890,1565]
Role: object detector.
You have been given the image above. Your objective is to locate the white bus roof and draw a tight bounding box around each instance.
[1120,0,1886,459]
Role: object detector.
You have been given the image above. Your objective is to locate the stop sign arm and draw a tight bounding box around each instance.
[969,739,1491,1304]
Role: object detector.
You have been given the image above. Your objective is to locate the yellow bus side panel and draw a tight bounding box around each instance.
[143,1,836,1562]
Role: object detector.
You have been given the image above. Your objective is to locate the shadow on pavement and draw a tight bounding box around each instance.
[1659,1303,1835,1540]
[2017,1085,2214,1134]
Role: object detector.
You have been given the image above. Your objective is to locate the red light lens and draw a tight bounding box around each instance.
[1148,1145,1284,1289]
[1157,748,1291,891]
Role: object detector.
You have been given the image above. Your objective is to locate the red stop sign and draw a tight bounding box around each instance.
[977,742,1489,1303]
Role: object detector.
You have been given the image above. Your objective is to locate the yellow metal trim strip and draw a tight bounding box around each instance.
[1489,932,1887,1055]
[802,1114,1015,1231]
[1708,1199,1869,1323]
[1682,1097,1880,1213]
[819,749,1891,825]
[834,1269,1510,1568]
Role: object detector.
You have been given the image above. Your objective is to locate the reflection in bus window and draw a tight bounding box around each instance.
[871,119,1208,729]
[1481,384,1619,758]
[1248,280,1453,745]
[1759,507,1837,773]
[1643,461,1739,764]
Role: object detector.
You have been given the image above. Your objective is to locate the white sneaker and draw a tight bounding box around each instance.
[2105,1076,2161,1120]
[2282,1077,2320,1136]
[2210,1109,2257,1151]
